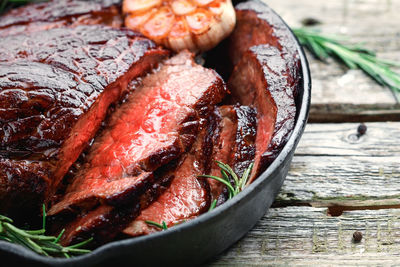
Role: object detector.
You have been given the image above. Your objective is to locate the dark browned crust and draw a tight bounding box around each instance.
[0,26,169,218]
[59,204,138,247]
[229,46,296,180]
[233,105,257,178]
[0,0,122,37]
[122,109,216,238]
[227,1,301,181]
[231,0,301,97]
[0,159,50,223]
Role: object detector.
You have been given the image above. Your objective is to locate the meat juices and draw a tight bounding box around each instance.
[0,0,303,244]
[123,112,217,237]
[0,26,169,219]
[48,51,227,245]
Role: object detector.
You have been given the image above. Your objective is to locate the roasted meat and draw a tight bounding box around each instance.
[208,105,257,205]
[228,45,297,183]
[122,110,217,237]
[227,1,300,182]
[0,26,169,219]
[0,0,122,37]
[48,51,227,245]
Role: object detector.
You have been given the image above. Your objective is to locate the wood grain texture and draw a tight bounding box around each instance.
[266,0,400,122]
[206,1,400,265]
[207,121,400,266]
[206,207,400,266]
[279,122,400,201]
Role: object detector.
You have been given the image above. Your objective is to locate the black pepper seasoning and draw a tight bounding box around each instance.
[353,231,363,243]
[357,123,367,136]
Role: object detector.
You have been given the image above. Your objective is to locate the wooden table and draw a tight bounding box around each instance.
[207,0,400,265]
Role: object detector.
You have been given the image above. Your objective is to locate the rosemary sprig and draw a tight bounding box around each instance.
[145,220,168,230]
[293,27,400,100]
[208,199,217,211]
[0,205,92,258]
[199,161,254,205]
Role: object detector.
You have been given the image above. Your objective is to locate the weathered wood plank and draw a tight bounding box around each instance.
[279,122,400,201]
[206,207,400,266]
[206,122,400,265]
[295,122,400,157]
[265,0,400,122]
[310,104,400,123]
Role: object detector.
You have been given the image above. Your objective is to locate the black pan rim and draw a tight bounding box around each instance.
[0,0,311,264]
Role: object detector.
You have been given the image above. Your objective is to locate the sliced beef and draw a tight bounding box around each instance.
[0,26,169,219]
[227,1,300,182]
[56,164,176,246]
[208,106,236,205]
[228,45,296,183]
[232,105,257,178]
[59,205,136,247]
[122,113,216,237]
[208,105,257,205]
[48,51,226,218]
[0,0,122,37]
[229,0,301,90]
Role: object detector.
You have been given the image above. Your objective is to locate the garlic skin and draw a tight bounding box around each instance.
[123,0,236,52]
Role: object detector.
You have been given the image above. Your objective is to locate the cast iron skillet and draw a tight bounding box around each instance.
[0,0,311,265]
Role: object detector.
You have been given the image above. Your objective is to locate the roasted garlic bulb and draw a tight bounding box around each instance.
[123,0,236,52]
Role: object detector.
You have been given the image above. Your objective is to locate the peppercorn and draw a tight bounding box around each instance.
[352,231,362,243]
[357,123,367,136]
[301,17,321,26]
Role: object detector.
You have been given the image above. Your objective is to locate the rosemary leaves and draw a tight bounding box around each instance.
[0,205,92,258]
[293,27,400,100]
[199,161,254,210]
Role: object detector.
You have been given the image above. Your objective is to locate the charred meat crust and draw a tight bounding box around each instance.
[0,26,169,217]
[232,105,257,178]
[0,159,50,222]
[229,45,296,182]
[47,51,226,217]
[0,0,123,37]
[59,204,138,247]
[208,105,257,206]
[230,0,301,86]
[227,1,300,181]
[122,110,216,237]
[48,52,226,245]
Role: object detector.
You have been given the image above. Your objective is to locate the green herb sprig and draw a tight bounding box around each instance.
[294,27,400,100]
[145,220,168,230]
[199,161,254,211]
[0,205,92,258]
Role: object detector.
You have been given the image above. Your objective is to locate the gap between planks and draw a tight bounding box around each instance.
[206,207,400,266]
[206,123,400,265]
[275,122,400,213]
[265,0,400,123]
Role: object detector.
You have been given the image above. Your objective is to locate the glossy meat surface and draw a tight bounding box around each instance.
[0,25,169,217]
[229,0,300,79]
[208,105,257,205]
[123,114,215,237]
[227,1,300,182]
[48,51,226,217]
[59,204,138,246]
[232,105,257,178]
[208,106,236,204]
[228,45,296,183]
[0,0,122,37]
